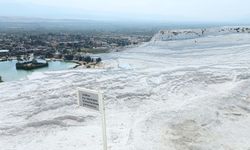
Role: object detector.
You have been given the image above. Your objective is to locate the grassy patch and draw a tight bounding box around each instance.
[80,48,110,54]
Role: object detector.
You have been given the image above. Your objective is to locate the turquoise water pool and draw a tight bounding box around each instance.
[0,60,75,82]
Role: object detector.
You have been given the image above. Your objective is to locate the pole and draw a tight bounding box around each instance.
[99,93,107,150]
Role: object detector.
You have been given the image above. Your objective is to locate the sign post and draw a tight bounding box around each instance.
[77,88,107,150]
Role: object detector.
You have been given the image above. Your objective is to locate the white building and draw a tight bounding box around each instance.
[0,50,9,56]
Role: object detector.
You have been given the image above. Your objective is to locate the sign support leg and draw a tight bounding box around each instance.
[100,94,107,150]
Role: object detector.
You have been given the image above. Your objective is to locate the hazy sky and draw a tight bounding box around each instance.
[0,0,250,23]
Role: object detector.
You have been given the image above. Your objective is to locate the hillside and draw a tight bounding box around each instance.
[1,28,250,150]
[152,26,250,41]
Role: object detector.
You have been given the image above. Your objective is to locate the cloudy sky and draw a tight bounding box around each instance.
[0,0,250,23]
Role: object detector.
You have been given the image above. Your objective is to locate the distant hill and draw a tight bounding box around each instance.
[0,16,218,33]
[0,16,117,31]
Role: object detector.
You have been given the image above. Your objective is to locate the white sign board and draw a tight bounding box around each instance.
[77,88,107,150]
[77,88,101,111]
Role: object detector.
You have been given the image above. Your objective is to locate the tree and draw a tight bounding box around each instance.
[96,57,102,63]
[17,55,22,61]
[84,56,91,63]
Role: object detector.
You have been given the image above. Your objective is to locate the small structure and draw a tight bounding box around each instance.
[16,59,48,70]
[0,56,8,61]
[0,50,9,57]
[53,51,62,59]
[63,54,74,61]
